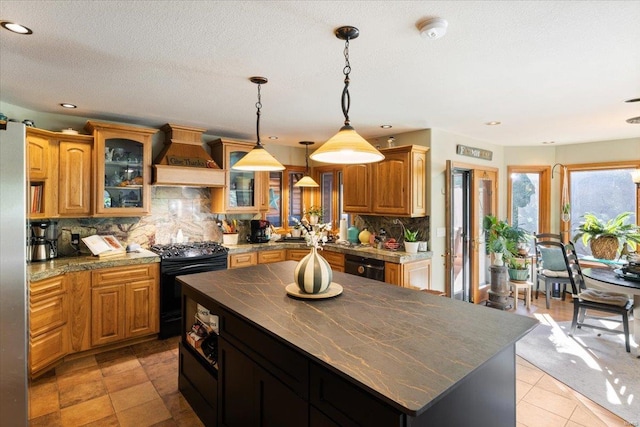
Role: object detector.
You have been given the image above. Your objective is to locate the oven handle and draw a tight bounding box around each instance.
[164,262,227,276]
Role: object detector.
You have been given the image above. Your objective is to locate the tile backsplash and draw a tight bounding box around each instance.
[47,187,429,257]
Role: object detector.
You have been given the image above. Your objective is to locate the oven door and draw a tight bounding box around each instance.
[344,254,385,282]
[159,255,228,339]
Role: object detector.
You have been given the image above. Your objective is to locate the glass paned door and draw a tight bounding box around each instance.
[229,151,256,207]
[103,138,144,209]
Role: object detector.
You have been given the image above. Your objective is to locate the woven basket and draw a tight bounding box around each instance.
[589,236,619,260]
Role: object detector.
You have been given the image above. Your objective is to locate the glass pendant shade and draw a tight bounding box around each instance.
[294,140,319,187]
[294,175,319,188]
[231,76,284,172]
[232,144,284,171]
[310,125,384,164]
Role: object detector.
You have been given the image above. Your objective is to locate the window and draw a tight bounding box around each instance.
[314,165,351,231]
[563,161,639,256]
[507,166,550,234]
[265,166,309,230]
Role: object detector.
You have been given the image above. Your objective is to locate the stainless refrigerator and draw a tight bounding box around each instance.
[0,121,28,425]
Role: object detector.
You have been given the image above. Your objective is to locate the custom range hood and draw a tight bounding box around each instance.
[153,124,225,187]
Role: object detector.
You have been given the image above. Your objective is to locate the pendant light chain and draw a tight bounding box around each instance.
[255,82,263,145]
[341,38,351,126]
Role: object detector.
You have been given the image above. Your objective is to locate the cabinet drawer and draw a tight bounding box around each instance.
[30,326,68,374]
[92,264,156,287]
[258,249,286,264]
[287,249,310,262]
[310,363,402,427]
[229,252,257,269]
[221,309,309,398]
[30,275,66,301]
[30,294,68,337]
[322,251,345,268]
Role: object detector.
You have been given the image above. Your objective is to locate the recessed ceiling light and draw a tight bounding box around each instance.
[542,141,555,145]
[485,121,501,126]
[268,136,278,140]
[0,21,33,35]
[380,125,392,129]
[626,116,640,124]
[60,103,77,109]
[624,98,640,103]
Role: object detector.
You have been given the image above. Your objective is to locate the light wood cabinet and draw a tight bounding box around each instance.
[258,249,286,264]
[85,121,155,216]
[385,259,432,290]
[26,128,55,218]
[208,139,268,213]
[287,249,310,262]
[91,264,159,347]
[29,275,69,376]
[58,138,93,216]
[343,145,429,217]
[229,252,258,269]
[27,130,50,180]
[321,251,345,272]
[343,164,371,213]
[67,271,92,353]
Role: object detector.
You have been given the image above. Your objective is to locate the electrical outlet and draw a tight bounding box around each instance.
[71,233,80,245]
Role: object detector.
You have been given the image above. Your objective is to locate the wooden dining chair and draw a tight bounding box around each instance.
[563,242,634,353]
[534,233,572,309]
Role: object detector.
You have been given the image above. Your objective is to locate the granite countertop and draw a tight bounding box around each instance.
[179,261,538,416]
[225,241,432,264]
[28,249,160,281]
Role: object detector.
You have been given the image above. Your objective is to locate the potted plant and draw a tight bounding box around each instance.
[483,215,512,266]
[306,206,323,225]
[573,212,640,260]
[507,256,530,281]
[403,227,420,254]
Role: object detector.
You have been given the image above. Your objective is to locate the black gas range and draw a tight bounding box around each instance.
[150,241,228,339]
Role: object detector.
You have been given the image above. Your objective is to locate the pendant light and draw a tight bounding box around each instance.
[309,26,384,165]
[232,77,285,171]
[294,141,319,187]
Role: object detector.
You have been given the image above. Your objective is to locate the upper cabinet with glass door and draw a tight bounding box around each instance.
[85,121,156,216]
[208,139,268,213]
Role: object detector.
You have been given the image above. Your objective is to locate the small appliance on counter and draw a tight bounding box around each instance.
[250,219,271,243]
[29,220,58,262]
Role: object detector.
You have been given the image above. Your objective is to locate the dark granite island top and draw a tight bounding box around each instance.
[178,261,538,426]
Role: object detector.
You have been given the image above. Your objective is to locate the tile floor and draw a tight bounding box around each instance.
[28,294,630,426]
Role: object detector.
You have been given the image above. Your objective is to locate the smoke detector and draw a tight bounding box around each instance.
[418,17,448,40]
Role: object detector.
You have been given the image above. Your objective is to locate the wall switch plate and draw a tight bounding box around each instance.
[71,233,80,245]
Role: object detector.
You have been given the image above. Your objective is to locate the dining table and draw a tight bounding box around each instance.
[582,267,640,357]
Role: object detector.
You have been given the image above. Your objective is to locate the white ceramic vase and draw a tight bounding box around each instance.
[493,252,504,266]
[294,247,332,294]
[309,214,319,225]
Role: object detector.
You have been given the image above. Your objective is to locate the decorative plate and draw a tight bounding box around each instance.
[285,282,343,300]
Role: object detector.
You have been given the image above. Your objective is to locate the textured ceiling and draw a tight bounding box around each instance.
[1,1,639,148]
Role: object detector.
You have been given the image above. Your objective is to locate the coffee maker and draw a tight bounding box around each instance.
[250,220,271,243]
[29,220,59,262]
[30,220,50,262]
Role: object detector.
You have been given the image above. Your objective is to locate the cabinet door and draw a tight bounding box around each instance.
[384,262,402,286]
[228,252,257,269]
[68,271,92,353]
[219,338,307,427]
[209,140,266,214]
[401,259,432,290]
[58,140,92,216]
[91,284,126,346]
[30,326,68,376]
[126,278,159,338]
[372,151,409,215]
[219,337,256,427]
[27,132,49,180]
[343,164,371,213]
[86,121,155,216]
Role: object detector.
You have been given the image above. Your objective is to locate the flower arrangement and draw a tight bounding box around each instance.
[290,217,332,250]
[306,206,323,218]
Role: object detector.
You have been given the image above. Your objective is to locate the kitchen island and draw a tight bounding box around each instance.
[178,261,537,427]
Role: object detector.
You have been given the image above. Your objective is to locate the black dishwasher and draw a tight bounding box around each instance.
[344,254,385,282]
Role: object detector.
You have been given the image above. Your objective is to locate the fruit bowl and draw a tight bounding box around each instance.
[384,241,400,250]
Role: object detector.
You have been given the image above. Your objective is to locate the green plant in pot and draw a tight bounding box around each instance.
[306,206,323,225]
[573,212,640,260]
[483,215,513,266]
[507,256,530,281]
[403,228,420,253]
